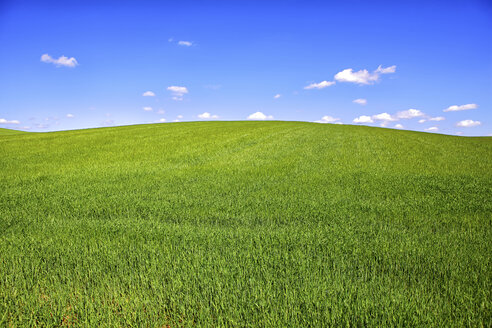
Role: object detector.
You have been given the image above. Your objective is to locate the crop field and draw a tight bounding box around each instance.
[0,121,491,327]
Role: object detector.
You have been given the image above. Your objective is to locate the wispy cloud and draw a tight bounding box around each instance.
[247,112,273,120]
[66,114,74,118]
[142,91,155,97]
[353,98,367,105]
[394,124,404,129]
[334,65,396,85]
[198,112,219,119]
[429,116,445,121]
[0,118,20,124]
[41,54,78,67]
[304,81,335,90]
[178,41,193,46]
[143,107,152,111]
[456,119,481,127]
[167,86,188,101]
[444,103,477,112]
[425,127,439,132]
[274,94,281,99]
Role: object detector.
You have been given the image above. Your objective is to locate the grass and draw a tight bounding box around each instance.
[0,121,491,327]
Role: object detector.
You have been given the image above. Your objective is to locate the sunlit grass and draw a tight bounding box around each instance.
[1,121,491,326]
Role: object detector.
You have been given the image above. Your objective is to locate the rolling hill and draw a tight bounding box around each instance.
[1,121,491,326]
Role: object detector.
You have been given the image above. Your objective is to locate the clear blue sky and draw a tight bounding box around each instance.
[1,0,491,135]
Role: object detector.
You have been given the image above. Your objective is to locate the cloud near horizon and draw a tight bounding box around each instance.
[198,112,219,119]
[456,119,481,127]
[0,118,20,124]
[315,115,341,124]
[41,54,78,67]
[247,112,273,120]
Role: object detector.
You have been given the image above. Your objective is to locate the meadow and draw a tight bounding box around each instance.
[0,121,491,327]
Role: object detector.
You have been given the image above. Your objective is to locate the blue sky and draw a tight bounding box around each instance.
[0,0,491,135]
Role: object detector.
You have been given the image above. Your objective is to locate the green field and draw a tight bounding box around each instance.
[1,121,491,327]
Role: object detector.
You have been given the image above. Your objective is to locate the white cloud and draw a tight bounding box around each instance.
[198,112,219,119]
[375,65,396,74]
[353,98,367,105]
[177,115,183,119]
[66,113,74,118]
[418,119,426,123]
[456,119,481,127]
[353,115,373,123]
[315,115,340,124]
[178,41,193,46]
[372,112,396,121]
[142,91,155,97]
[143,107,153,111]
[41,54,78,67]
[334,65,396,85]
[173,119,180,122]
[247,112,273,120]
[158,118,166,122]
[444,103,478,112]
[395,109,425,119]
[167,85,188,100]
[394,124,404,129]
[425,127,439,132]
[274,94,281,99]
[304,80,335,90]
[429,116,445,121]
[0,118,20,124]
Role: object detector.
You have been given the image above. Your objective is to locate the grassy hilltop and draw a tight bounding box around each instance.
[1,121,491,327]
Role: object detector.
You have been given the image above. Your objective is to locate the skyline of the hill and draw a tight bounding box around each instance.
[0,0,491,135]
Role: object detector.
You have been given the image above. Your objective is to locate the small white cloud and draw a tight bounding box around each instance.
[173,119,180,122]
[41,54,78,67]
[418,119,427,123]
[143,107,153,111]
[425,127,439,132]
[167,85,188,100]
[198,112,219,119]
[177,115,183,119]
[456,119,481,127]
[0,118,20,124]
[353,98,367,105]
[394,124,404,129]
[429,116,445,121]
[304,81,335,90]
[247,112,273,120]
[66,113,74,118]
[353,115,373,123]
[372,112,396,121]
[375,65,396,74]
[395,109,425,119]
[274,94,281,99]
[142,91,155,97]
[334,65,396,85]
[158,118,166,122]
[315,115,340,124]
[178,41,193,46]
[444,103,478,112]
